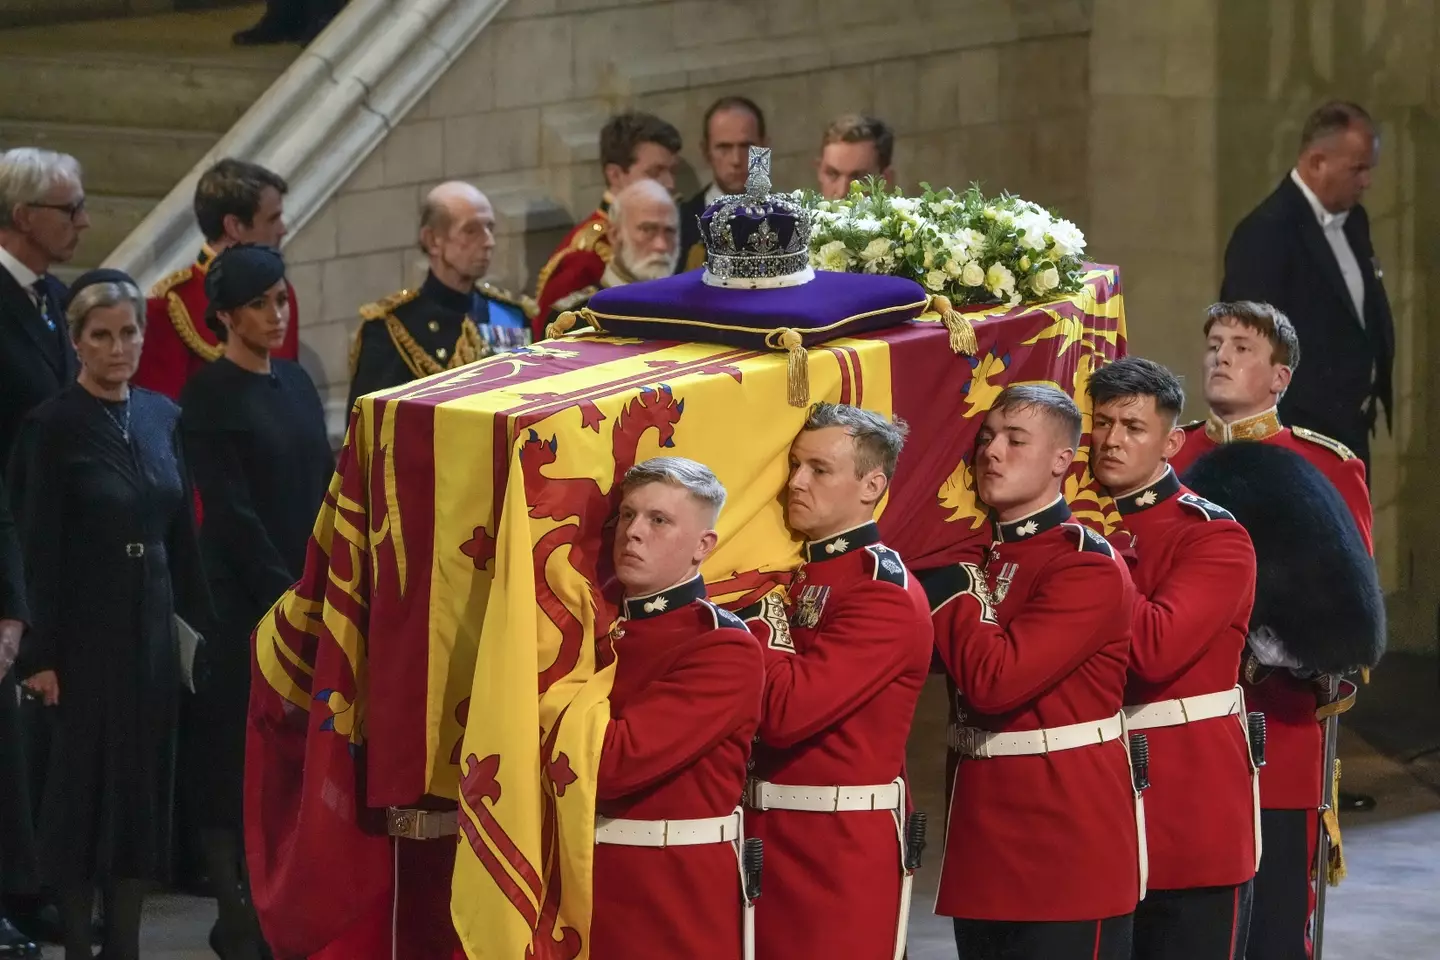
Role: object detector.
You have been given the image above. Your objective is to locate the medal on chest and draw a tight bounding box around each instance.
[982,544,1018,605]
[790,583,831,629]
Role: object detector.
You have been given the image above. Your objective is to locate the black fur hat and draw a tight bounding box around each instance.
[1182,442,1385,674]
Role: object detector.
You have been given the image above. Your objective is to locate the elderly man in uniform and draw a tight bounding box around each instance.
[136,158,300,400]
[349,181,531,409]
[921,385,1141,960]
[1087,358,1260,960]
[533,111,682,330]
[743,402,932,960]
[1170,301,1374,960]
[591,457,764,960]
[544,178,679,330]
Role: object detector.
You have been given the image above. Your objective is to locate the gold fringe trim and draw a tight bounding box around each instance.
[1323,757,1346,886]
[777,328,808,407]
[926,294,978,355]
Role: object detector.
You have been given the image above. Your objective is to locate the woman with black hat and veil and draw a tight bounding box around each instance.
[9,268,213,960]
[178,244,332,960]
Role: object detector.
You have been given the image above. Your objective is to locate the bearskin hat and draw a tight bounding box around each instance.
[1182,442,1385,674]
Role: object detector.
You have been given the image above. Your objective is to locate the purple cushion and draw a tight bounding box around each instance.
[583,269,929,349]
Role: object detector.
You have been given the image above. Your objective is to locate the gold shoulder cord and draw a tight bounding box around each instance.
[535,217,612,300]
[383,314,485,379]
[152,267,223,363]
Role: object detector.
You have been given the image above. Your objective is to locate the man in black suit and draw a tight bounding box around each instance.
[0,146,86,958]
[1220,100,1393,472]
[676,96,767,274]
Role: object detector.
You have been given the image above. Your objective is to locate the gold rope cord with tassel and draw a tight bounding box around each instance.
[1322,757,1346,886]
[545,307,603,341]
[924,294,978,356]
[771,328,808,407]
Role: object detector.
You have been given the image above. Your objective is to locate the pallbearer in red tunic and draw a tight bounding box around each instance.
[592,457,764,960]
[1087,358,1260,960]
[136,159,300,399]
[1168,302,1378,960]
[532,111,682,336]
[920,385,1141,960]
[743,403,932,960]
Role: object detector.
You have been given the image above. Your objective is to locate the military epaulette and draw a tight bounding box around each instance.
[1064,522,1115,557]
[551,286,598,314]
[574,218,608,253]
[1291,426,1357,461]
[478,280,538,319]
[1177,492,1235,522]
[149,264,193,299]
[359,288,420,323]
[865,544,909,588]
[737,590,793,653]
[1180,419,1205,432]
[701,600,747,632]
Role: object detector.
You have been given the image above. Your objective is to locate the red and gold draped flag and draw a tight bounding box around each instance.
[246,267,1127,959]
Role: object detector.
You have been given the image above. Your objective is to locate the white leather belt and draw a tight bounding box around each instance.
[744,779,902,812]
[595,810,740,847]
[1124,686,1243,731]
[948,711,1125,758]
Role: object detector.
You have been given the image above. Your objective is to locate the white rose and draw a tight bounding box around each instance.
[985,262,1016,298]
[961,260,986,287]
[890,197,919,215]
[860,237,893,262]
[945,257,964,278]
[850,215,883,233]
[1012,209,1051,251]
[1032,265,1062,295]
[1048,218,1086,257]
[924,269,950,292]
[816,240,853,272]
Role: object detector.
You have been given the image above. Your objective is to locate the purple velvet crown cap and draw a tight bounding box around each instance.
[698,147,813,286]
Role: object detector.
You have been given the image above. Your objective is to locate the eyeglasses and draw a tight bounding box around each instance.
[27,198,87,221]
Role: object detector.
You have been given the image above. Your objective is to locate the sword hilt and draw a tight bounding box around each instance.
[904,811,927,871]
[1129,732,1151,792]
[1247,711,1267,768]
[742,837,763,901]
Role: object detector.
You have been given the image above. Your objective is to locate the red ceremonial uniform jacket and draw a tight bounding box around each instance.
[592,576,764,960]
[921,497,1140,922]
[1171,408,1372,809]
[743,521,932,960]
[1109,467,1258,890]
[533,197,612,337]
[135,245,301,400]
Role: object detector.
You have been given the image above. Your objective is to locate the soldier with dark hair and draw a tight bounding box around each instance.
[136,158,301,400]
[816,114,896,200]
[1087,357,1260,960]
[677,96,768,273]
[533,112,682,328]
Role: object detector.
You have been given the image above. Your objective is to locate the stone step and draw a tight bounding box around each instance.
[0,119,216,196]
[0,51,281,132]
[74,193,156,269]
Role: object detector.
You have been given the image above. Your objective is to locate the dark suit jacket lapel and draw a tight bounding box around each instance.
[0,267,64,376]
[1280,177,1362,325]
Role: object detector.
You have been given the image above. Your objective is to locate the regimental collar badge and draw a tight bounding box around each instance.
[1114,467,1181,516]
[804,521,882,563]
[993,497,1071,543]
[623,575,707,621]
[1206,406,1282,444]
[790,584,831,629]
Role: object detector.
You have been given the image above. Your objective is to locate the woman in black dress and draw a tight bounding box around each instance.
[179,245,332,960]
[11,269,212,960]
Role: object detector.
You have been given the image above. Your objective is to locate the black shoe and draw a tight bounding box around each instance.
[1339,790,1377,811]
[0,917,39,958]
[5,903,62,946]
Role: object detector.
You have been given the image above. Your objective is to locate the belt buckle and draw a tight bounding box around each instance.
[387,807,422,840]
[744,779,767,811]
[126,543,145,558]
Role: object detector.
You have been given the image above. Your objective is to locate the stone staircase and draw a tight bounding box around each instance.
[0,3,295,278]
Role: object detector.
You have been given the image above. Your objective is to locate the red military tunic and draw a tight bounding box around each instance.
[1110,467,1259,890]
[135,245,301,400]
[592,576,764,960]
[533,197,612,338]
[922,498,1140,922]
[1171,408,1372,810]
[744,521,932,960]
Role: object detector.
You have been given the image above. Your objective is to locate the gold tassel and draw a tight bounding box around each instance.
[1323,757,1347,886]
[778,328,809,407]
[926,294,978,355]
[544,310,579,340]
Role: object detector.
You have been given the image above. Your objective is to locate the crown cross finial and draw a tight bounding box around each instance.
[745,147,772,199]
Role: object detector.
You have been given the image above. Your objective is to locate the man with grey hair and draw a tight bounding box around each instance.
[592,456,764,960]
[744,402,933,960]
[1220,100,1393,470]
[348,180,533,408]
[543,178,680,331]
[0,146,87,959]
[920,385,1141,960]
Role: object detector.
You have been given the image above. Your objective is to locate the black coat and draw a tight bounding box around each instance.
[12,384,212,883]
[677,186,710,274]
[180,358,332,827]
[1220,176,1395,463]
[0,267,76,465]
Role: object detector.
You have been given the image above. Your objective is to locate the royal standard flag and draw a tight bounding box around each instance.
[246,268,1126,959]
